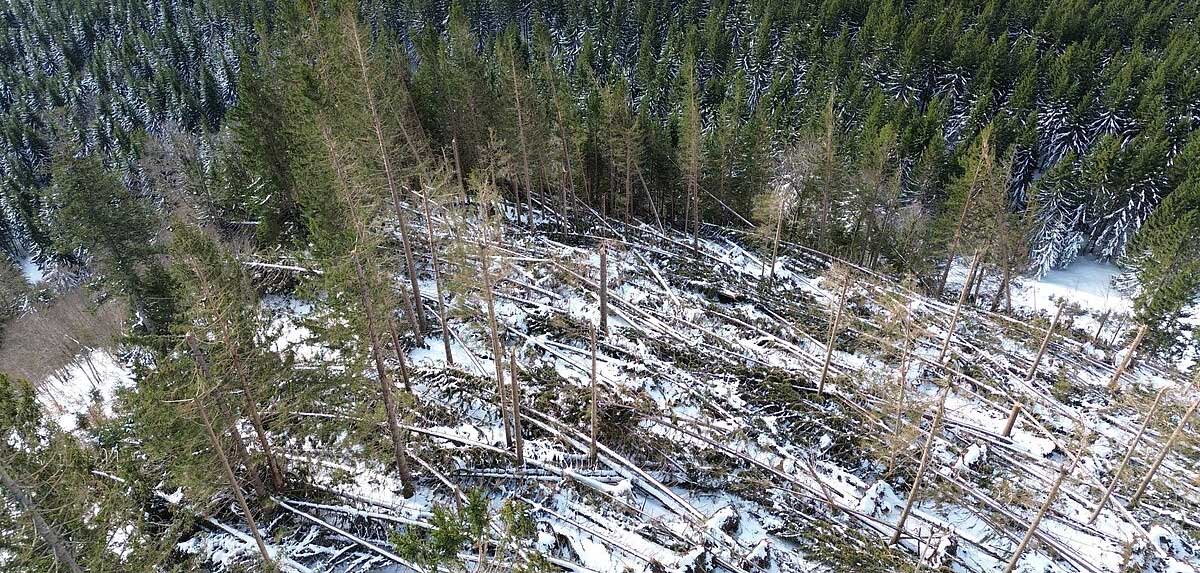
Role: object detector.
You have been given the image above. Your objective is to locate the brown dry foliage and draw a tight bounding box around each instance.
[0,287,127,385]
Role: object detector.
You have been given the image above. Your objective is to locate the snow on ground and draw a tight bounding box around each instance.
[1011,256,1131,317]
[36,348,132,432]
[17,256,43,284]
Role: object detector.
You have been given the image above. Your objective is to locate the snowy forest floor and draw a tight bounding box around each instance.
[39,203,1200,573]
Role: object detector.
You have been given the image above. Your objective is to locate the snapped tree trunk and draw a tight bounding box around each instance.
[890,386,949,546]
[1088,388,1166,523]
[818,274,850,394]
[1107,324,1148,391]
[1128,397,1200,508]
[1025,303,1064,382]
[509,353,524,467]
[1001,435,1087,573]
[589,326,599,465]
[938,251,981,363]
[479,244,512,449]
[352,252,416,498]
[511,57,534,226]
[599,243,609,337]
[421,180,454,366]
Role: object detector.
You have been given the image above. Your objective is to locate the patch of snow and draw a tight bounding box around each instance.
[37,349,132,432]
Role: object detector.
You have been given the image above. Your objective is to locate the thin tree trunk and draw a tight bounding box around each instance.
[421,178,454,366]
[188,332,275,569]
[1001,436,1086,573]
[479,244,511,449]
[1088,388,1166,523]
[0,461,85,573]
[509,353,524,467]
[352,252,416,498]
[511,57,534,226]
[818,275,850,394]
[890,386,949,546]
[346,18,427,338]
[769,195,785,280]
[222,333,285,492]
[385,314,412,393]
[1128,397,1200,508]
[990,263,1011,313]
[599,243,609,337]
[186,334,268,500]
[938,252,981,363]
[452,137,467,197]
[1092,311,1110,345]
[1025,303,1064,382]
[589,326,599,465]
[1107,324,1148,391]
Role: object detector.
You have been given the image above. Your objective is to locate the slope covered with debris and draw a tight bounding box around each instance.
[163,204,1200,573]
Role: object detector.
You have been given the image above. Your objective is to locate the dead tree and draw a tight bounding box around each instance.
[1088,388,1166,523]
[599,243,609,337]
[509,353,524,467]
[938,251,981,363]
[0,461,85,573]
[890,386,949,546]
[188,334,275,569]
[421,174,455,366]
[1001,433,1087,573]
[1128,397,1200,508]
[1107,324,1148,391]
[589,326,599,465]
[479,244,512,449]
[1001,402,1023,438]
[818,273,850,394]
[352,253,417,498]
[1025,302,1064,382]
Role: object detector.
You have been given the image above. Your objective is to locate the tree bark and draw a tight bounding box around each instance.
[589,326,599,465]
[352,252,416,498]
[1088,388,1166,523]
[509,353,524,467]
[1107,324,1148,391]
[421,179,454,366]
[890,386,949,546]
[0,461,85,573]
[818,274,850,394]
[599,243,609,338]
[1025,303,1064,382]
[479,244,512,449]
[1001,436,1086,573]
[1001,402,1022,438]
[345,16,427,338]
[1128,398,1200,508]
[938,251,981,363]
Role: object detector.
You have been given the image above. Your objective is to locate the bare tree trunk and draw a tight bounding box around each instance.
[509,353,524,467]
[1128,398,1200,508]
[385,314,412,393]
[345,17,427,338]
[511,57,534,226]
[479,244,511,449]
[1001,436,1086,573]
[186,334,269,500]
[352,253,416,498]
[769,195,785,280]
[222,334,285,492]
[599,243,609,338]
[1092,311,1110,345]
[188,332,275,569]
[1107,324,1148,391]
[935,149,988,296]
[1025,303,1064,382]
[818,275,850,394]
[589,326,599,465]
[421,178,454,366]
[1088,388,1166,523]
[938,251,981,363]
[0,461,85,573]
[1001,402,1022,438]
[990,263,1011,313]
[890,387,949,546]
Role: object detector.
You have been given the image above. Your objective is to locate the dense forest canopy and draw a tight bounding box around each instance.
[1,0,1198,341]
